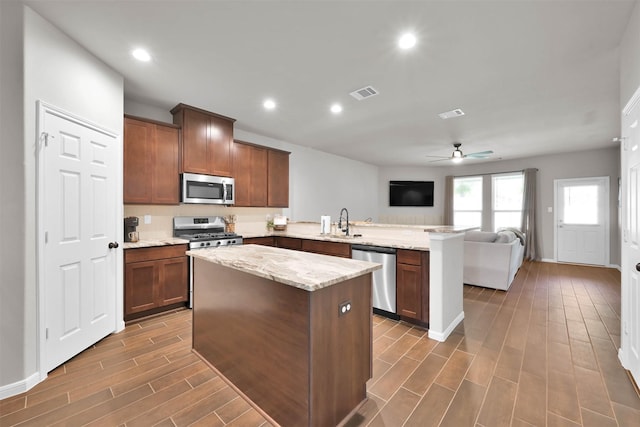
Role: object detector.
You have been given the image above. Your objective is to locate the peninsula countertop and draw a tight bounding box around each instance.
[187,244,381,291]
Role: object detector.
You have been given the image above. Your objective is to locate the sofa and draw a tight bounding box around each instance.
[463,230,525,291]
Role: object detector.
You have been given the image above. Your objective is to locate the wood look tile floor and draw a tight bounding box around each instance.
[2,261,640,426]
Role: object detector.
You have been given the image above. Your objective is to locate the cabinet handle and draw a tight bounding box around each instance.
[108,242,119,249]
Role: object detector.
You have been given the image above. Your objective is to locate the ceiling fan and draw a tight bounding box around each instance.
[426,143,494,163]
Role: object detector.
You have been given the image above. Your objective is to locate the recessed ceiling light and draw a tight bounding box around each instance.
[398,33,417,50]
[263,99,276,110]
[132,48,151,62]
[330,103,343,114]
[438,108,465,119]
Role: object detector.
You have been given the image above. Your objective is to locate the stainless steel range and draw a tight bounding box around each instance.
[173,216,243,308]
[173,216,243,249]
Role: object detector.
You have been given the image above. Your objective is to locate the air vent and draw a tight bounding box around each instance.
[438,108,465,119]
[349,86,379,101]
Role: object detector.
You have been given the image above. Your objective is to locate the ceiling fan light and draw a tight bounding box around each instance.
[451,156,463,164]
[451,149,463,159]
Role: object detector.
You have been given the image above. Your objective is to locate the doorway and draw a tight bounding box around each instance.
[37,101,120,374]
[554,177,609,266]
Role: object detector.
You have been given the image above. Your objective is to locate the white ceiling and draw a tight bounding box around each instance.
[25,0,635,167]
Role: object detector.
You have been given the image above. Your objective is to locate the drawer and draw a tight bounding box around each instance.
[125,244,188,264]
[302,239,351,258]
[243,237,276,246]
[397,249,423,266]
[277,237,303,250]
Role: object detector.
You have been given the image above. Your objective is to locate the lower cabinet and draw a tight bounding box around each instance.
[301,239,351,258]
[243,237,276,246]
[124,244,188,320]
[275,237,303,250]
[396,249,429,323]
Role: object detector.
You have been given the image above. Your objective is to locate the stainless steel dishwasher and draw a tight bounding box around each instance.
[352,244,398,319]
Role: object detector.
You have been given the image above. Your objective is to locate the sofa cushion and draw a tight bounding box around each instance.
[498,227,526,245]
[495,230,517,243]
[464,231,498,242]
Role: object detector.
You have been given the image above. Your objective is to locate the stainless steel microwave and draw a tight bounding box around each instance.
[181,173,234,205]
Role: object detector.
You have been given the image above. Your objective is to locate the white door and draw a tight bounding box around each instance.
[39,103,118,373]
[621,88,640,385]
[555,177,609,266]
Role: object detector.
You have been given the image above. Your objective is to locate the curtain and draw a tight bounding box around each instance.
[444,175,454,225]
[521,168,539,260]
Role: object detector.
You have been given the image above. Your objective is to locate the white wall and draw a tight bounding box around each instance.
[0,0,26,390]
[620,1,640,107]
[0,5,124,395]
[437,147,620,265]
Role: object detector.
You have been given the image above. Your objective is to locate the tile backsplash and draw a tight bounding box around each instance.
[124,205,283,239]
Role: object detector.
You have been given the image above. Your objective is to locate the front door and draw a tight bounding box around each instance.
[39,103,119,373]
[621,89,640,385]
[555,177,609,266]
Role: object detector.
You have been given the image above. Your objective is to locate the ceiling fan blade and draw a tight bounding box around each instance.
[464,150,494,159]
[424,155,450,159]
[426,157,449,163]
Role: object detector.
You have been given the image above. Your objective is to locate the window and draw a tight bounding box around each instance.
[562,185,598,225]
[453,176,482,228]
[492,173,524,231]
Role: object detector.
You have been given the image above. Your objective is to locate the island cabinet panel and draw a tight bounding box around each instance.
[124,245,188,320]
[276,236,303,250]
[242,237,275,246]
[123,116,179,204]
[267,149,290,207]
[192,259,371,427]
[396,249,430,324]
[171,103,236,177]
[232,141,267,206]
[302,239,351,258]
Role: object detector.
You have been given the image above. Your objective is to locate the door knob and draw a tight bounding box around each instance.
[108,242,119,249]
[636,263,640,272]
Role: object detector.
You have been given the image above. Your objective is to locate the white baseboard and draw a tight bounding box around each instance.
[0,372,42,400]
[541,258,620,271]
[428,311,464,342]
[541,258,556,263]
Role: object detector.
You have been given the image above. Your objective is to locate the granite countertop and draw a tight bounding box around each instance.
[187,244,381,292]
[123,237,189,249]
[241,231,435,250]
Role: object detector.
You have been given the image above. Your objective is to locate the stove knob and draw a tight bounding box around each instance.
[199,242,205,247]
[206,242,211,246]
[216,241,222,246]
[231,240,236,244]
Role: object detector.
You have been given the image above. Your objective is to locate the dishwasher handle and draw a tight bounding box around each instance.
[351,244,396,255]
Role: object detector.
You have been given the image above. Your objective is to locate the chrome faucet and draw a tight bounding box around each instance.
[338,208,350,236]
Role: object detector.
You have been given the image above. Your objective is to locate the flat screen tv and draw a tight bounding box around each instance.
[389,181,434,207]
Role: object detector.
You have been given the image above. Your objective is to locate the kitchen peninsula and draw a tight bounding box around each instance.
[188,244,380,427]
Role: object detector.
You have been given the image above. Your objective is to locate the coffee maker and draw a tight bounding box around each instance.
[124,217,139,242]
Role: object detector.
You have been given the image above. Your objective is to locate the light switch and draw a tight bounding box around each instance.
[547,207,553,213]
[144,214,152,224]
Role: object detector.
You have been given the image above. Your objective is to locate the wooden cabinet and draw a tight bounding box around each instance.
[302,239,351,258]
[124,245,188,320]
[268,149,289,207]
[276,237,303,250]
[233,141,268,206]
[232,140,290,207]
[171,103,236,177]
[123,115,180,204]
[396,249,429,323]
[243,237,276,246]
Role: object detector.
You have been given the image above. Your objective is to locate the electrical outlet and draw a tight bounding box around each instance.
[339,301,352,316]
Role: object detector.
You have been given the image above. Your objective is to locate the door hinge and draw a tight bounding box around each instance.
[45,328,49,339]
[45,231,48,244]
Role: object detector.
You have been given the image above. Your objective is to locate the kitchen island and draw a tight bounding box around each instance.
[188,244,381,427]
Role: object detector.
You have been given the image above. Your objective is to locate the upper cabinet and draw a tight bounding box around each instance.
[171,103,236,177]
[268,149,289,207]
[233,140,290,207]
[233,141,268,207]
[123,115,180,205]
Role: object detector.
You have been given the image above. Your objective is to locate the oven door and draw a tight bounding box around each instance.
[181,173,234,205]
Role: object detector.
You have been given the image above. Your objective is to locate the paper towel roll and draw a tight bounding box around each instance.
[320,216,331,234]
